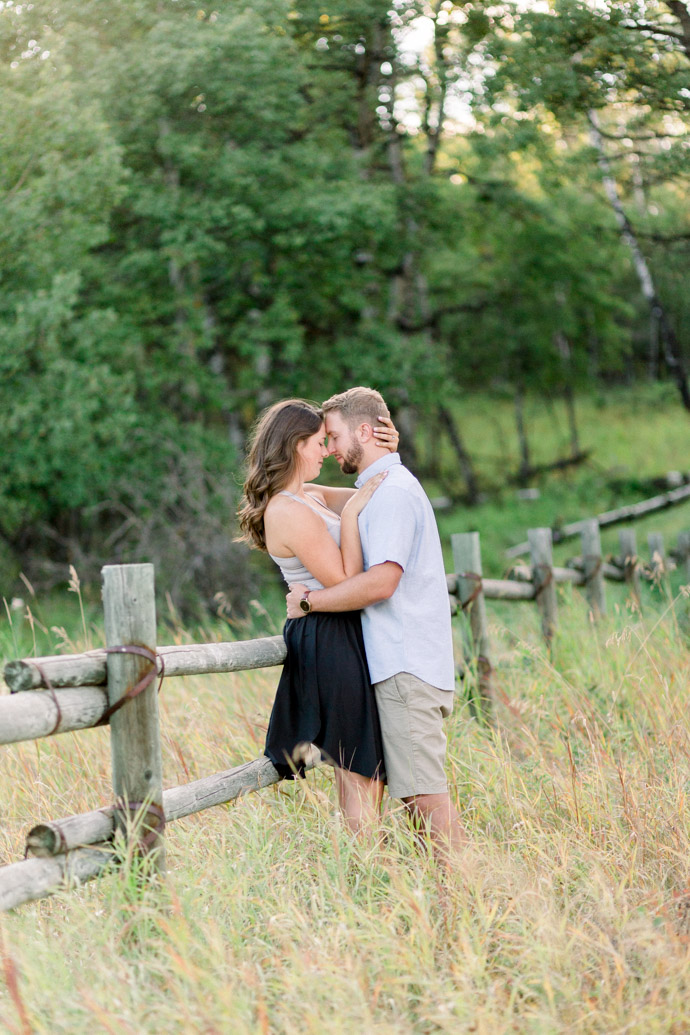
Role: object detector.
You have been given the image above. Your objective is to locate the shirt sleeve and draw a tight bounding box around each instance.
[362,485,421,572]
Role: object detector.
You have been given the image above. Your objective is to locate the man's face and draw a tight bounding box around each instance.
[325,411,363,475]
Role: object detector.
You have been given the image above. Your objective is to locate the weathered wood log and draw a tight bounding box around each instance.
[4,636,287,693]
[581,519,606,618]
[483,578,536,600]
[25,755,302,858]
[505,483,690,558]
[510,565,586,586]
[452,532,492,717]
[565,558,626,583]
[26,810,115,857]
[0,846,115,913]
[450,575,537,600]
[4,651,108,692]
[102,564,164,871]
[0,686,109,745]
[529,528,557,645]
[165,754,293,820]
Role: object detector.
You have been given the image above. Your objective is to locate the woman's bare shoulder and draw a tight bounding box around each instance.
[304,486,328,505]
[265,492,320,526]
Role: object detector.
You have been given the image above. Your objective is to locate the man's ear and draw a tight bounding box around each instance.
[357,422,374,443]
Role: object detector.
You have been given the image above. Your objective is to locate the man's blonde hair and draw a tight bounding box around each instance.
[321,386,389,430]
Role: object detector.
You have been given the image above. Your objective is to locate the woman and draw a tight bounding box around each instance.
[237,398,398,833]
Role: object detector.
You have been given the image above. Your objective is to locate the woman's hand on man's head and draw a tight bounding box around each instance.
[373,415,399,453]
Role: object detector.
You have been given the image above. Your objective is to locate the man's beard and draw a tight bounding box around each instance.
[340,441,363,475]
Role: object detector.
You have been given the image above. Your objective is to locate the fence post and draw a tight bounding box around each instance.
[451,532,492,718]
[581,519,606,618]
[528,528,557,646]
[678,531,690,581]
[618,528,641,607]
[648,532,666,583]
[102,564,165,873]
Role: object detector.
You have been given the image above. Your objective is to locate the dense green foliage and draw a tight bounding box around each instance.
[1,0,688,610]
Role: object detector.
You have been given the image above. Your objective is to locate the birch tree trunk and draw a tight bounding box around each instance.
[588,111,690,412]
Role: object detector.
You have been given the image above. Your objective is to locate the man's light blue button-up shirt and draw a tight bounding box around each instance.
[355,453,455,692]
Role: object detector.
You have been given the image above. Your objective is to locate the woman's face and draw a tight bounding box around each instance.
[295,423,329,482]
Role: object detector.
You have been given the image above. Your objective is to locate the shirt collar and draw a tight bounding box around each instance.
[355,452,401,488]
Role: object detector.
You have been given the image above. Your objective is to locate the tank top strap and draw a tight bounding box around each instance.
[278,490,339,523]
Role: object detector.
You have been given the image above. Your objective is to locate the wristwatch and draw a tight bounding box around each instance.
[299,590,312,614]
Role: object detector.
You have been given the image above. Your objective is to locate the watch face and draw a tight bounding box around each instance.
[299,597,311,613]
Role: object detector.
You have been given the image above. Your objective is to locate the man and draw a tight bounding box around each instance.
[286,386,465,860]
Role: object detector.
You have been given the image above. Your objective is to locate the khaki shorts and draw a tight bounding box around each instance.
[374,672,453,799]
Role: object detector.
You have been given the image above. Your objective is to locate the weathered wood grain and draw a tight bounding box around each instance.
[102,563,164,871]
[0,847,116,913]
[5,636,287,693]
[0,686,108,745]
[24,756,296,858]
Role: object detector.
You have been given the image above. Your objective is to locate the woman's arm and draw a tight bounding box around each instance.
[308,415,399,514]
[264,477,386,586]
[335,472,387,577]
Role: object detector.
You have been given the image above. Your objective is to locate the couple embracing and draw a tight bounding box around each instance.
[238,387,464,861]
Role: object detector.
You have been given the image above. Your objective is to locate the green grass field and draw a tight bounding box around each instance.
[1,386,690,1033]
[429,383,690,576]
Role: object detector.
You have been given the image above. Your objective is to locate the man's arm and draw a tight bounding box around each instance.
[286,562,402,617]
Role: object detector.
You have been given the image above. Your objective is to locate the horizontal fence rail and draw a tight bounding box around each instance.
[3,755,316,913]
[505,482,690,557]
[0,686,109,745]
[5,636,287,693]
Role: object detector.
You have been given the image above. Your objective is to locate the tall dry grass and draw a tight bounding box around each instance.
[1,582,690,1033]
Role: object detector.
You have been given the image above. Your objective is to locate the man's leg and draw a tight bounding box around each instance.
[402,791,466,864]
[375,672,467,864]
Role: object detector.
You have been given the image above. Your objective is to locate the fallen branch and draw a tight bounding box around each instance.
[508,450,591,484]
[506,484,690,558]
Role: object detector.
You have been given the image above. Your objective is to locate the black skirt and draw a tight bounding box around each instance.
[265,611,386,782]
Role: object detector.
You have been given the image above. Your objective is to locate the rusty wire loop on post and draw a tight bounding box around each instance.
[582,555,603,581]
[458,571,483,610]
[20,649,165,862]
[532,563,554,598]
[31,662,63,737]
[96,645,165,727]
[114,799,166,852]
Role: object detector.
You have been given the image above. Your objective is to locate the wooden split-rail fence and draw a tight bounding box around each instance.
[449,523,690,713]
[1,524,689,912]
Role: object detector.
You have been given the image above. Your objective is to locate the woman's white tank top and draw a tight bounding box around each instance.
[268,491,341,590]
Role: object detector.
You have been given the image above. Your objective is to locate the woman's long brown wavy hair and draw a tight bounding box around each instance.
[237,399,324,551]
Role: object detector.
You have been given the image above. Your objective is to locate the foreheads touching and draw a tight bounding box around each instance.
[321,387,390,475]
[321,386,389,433]
[248,399,323,479]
